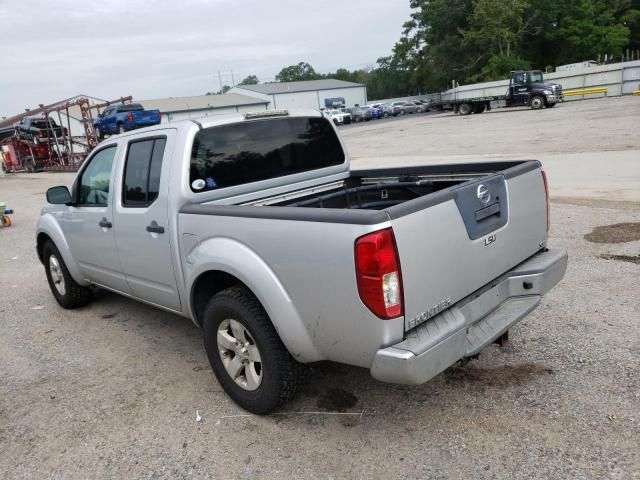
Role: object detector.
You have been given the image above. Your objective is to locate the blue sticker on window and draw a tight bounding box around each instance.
[206,177,218,189]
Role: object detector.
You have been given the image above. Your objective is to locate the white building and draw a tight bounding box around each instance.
[229,79,367,110]
[139,93,269,123]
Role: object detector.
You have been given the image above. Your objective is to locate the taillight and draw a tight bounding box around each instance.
[541,170,550,232]
[355,228,403,319]
[127,113,134,123]
[37,131,44,137]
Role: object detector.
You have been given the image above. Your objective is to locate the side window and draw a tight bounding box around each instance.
[123,137,166,207]
[78,146,117,206]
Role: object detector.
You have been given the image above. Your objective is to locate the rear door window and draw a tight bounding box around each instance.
[189,116,344,192]
[123,137,167,207]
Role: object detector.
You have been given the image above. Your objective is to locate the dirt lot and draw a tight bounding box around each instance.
[1,97,639,479]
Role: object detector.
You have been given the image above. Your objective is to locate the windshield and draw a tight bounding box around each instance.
[190,116,345,192]
[530,71,544,83]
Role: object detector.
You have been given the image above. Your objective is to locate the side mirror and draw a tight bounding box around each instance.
[46,186,72,205]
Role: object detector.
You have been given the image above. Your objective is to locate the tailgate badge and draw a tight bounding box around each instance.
[477,184,491,204]
[484,233,497,246]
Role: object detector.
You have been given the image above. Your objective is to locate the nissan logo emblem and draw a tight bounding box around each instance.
[477,184,491,204]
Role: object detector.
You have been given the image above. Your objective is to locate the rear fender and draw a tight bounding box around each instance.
[186,237,321,362]
[37,213,88,286]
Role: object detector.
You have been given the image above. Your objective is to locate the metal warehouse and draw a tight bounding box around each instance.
[139,93,269,123]
[229,79,367,110]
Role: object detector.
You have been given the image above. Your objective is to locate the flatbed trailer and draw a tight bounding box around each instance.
[431,70,564,115]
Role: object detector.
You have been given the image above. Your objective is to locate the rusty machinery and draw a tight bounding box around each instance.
[0,95,132,172]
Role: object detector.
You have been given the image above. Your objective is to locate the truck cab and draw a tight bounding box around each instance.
[507,70,563,108]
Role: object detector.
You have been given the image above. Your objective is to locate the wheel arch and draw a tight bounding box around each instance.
[186,238,322,362]
[36,216,87,285]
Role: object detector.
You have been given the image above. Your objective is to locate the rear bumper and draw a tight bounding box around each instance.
[370,248,568,384]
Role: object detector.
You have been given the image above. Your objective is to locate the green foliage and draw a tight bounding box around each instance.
[275,62,321,82]
[473,54,531,81]
[239,75,259,85]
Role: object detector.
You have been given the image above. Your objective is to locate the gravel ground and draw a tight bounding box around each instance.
[1,97,639,479]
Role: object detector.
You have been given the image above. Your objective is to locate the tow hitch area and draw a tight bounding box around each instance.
[493,330,509,347]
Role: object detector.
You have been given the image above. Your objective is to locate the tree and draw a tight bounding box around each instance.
[239,75,259,85]
[275,62,321,82]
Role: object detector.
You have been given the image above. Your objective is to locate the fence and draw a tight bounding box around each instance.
[440,60,640,101]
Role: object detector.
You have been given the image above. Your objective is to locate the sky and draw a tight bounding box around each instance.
[0,0,412,118]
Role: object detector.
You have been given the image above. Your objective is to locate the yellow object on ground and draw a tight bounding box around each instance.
[564,87,608,96]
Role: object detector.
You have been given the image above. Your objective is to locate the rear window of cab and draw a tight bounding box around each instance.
[189,116,344,192]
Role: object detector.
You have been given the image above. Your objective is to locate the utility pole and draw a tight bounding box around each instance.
[231,70,235,86]
[218,71,223,94]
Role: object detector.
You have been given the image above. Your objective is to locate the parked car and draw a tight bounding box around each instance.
[324,109,351,125]
[415,99,432,111]
[376,103,399,118]
[392,101,419,115]
[363,105,383,119]
[15,117,68,144]
[93,103,161,139]
[38,109,567,414]
[342,107,368,122]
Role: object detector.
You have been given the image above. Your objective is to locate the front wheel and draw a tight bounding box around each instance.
[43,241,92,309]
[530,96,544,110]
[203,287,304,414]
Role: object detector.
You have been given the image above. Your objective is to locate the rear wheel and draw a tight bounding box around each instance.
[43,241,92,309]
[530,96,544,110]
[458,103,473,115]
[117,124,125,134]
[473,103,486,114]
[203,287,304,414]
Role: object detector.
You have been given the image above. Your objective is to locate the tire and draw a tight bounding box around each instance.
[417,107,423,113]
[203,287,303,414]
[95,127,102,139]
[383,112,390,118]
[458,103,473,115]
[43,240,92,309]
[400,109,406,115]
[1,215,11,227]
[117,124,125,134]
[24,157,36,173]
[473,103,486,114]
[530,96,544,110]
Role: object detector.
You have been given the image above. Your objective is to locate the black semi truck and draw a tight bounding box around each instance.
[431,70,563,115]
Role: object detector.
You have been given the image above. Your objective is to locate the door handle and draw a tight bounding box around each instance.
[146,221,165,234]
[99,217,112,229]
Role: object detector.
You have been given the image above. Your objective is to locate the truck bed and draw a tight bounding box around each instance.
[241,161,528,211]
[184,159,547,335]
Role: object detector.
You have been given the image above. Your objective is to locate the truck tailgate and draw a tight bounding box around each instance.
[387,162,548,331]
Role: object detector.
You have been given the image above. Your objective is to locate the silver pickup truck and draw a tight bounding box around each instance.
[37,109,567,413]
